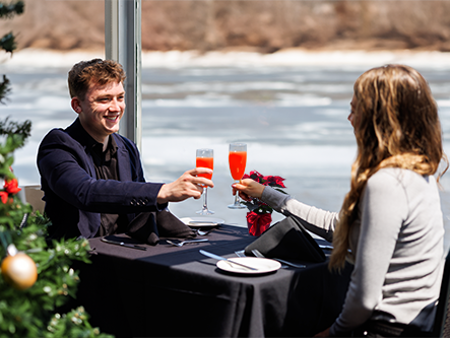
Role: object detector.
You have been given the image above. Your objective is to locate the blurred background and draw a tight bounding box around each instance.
[1,0,450,250]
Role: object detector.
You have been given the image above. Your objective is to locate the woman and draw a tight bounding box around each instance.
[233,65,448,337]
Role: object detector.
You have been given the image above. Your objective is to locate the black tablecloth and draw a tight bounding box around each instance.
[75,224,352,337]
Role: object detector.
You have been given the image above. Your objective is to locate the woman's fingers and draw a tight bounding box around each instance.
[232,179,265,199]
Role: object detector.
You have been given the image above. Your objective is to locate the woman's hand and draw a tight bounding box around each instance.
[232,178,265,201]
[314,327,330,337]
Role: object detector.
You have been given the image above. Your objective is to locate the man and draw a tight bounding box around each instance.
[37,59,213,239]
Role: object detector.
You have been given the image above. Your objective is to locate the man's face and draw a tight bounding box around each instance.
[72,81,125,144]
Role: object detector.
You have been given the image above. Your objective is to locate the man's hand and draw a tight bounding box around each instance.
[157,168,214,204]
[232,178,265,201]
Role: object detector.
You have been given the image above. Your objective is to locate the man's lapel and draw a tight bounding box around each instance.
[114,134,132,182]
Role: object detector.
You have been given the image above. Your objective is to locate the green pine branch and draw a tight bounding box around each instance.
[0,75,10,104]
[0,32,16,53]
[0,1,25,102]
[0,1,24,19]
[0,221,112,338]
[0,117,32,138]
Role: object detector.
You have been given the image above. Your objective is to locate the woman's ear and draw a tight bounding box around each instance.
[71,97,81,114]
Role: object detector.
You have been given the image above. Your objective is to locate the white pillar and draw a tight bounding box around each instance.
[105,0,142,150]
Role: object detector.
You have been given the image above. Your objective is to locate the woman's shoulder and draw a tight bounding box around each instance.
[368,168,435,192]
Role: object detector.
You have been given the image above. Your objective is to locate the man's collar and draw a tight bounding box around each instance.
[66,118,117,152]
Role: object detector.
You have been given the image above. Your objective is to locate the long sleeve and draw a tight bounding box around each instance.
[260,186,338,242]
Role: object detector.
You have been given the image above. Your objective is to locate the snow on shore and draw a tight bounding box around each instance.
[2,48,450,69]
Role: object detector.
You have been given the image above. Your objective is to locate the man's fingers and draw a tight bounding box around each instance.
[157,168,215,204]
[184,168,214,188]
[190,167,213,176]
[195,179,214,188]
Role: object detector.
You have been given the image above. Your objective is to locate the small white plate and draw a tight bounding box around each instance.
[216,257,281,275]
[180,217,224,228]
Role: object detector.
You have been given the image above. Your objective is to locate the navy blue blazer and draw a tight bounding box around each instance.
[37,119,166,239]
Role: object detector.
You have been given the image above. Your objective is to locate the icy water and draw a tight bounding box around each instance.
[2,49,450,251]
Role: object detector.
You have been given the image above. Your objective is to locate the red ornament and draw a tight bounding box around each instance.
[4,178,21,195]
[0,191,7,204]
[0,178,21,204]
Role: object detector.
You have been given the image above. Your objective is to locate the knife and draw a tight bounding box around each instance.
[101,238,147,251]
[199,250,258,271]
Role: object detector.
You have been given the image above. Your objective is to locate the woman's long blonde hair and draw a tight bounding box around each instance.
[329,64,448,270]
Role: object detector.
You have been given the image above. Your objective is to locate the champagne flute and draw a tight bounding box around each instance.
[228,142,247,209]
[196,148,214,215]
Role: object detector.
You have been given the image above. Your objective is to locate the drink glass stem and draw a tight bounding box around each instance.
[228,179,246,209]
[233,186,240,204]
[202,187,208,212]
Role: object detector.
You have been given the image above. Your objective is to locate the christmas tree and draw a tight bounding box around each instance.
[0,2,112,337]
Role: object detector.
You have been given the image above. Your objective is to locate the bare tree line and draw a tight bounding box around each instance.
[3,0,450,52]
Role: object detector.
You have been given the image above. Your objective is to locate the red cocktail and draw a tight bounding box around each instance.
[228,143,247,209]
[228,151,247,181]
[196,156,214,182]
[196,148,214,215]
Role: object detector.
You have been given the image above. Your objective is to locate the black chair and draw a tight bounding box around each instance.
[432,249,450,337]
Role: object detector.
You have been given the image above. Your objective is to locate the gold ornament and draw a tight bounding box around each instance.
[1,245,37,290]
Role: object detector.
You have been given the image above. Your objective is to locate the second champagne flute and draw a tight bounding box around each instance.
[196,148,214,215]
[228,142,247,209]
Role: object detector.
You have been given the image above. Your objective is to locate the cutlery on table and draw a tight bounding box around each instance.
[251,249,306,269]
[166,238,209,247]
[101,238,147,251]
[251,249,288,268]
[234,250,246,257]
[197,229,213,236]
[200,250,258,271]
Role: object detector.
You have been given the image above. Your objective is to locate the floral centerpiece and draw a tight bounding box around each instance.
[242,170,286,236]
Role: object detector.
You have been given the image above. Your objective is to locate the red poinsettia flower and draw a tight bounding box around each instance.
[241,170,287,215]
[263,175,286,189]
[243,170,264,183]
[4,178,21,195]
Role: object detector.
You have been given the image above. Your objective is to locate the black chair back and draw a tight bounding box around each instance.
[433,249,450,337]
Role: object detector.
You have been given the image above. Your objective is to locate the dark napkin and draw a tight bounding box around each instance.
[127,209,196,245]
[244,216,326,263]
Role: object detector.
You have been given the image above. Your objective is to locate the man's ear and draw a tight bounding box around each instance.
[71,97,82,114]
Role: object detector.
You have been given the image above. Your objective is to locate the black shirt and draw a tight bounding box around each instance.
[91,136,128,236]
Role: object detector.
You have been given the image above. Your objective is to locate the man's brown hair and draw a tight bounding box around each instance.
[68,59,126,100]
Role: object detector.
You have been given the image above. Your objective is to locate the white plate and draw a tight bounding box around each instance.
[216,257,281,275]
[180,217,224,228]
